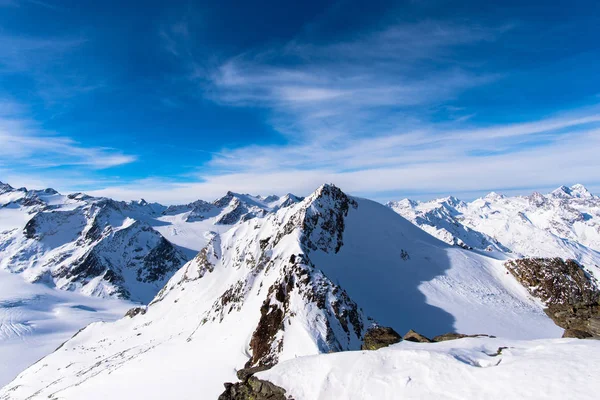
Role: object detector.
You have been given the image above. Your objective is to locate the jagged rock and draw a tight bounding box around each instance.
[361,326,402,350]
[562,329,593,339]
[219,377,289,400]
[505,257,600,337]
[432,333,495,342]
[236,365,271,382]
[505,258,599,305]
[545,302,600,337]
[403,329,432,343]
[124,307,147,318]
[220,365,290,400]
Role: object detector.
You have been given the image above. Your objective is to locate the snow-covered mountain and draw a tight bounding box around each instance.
[388,184,600,267]
[0,181,304,387]
[0,181,302,303]
[1,184,563,399]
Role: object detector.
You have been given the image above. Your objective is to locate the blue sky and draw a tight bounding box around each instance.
[1,0,600,203]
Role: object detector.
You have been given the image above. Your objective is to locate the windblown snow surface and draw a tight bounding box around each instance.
[0,269,132,387]
[0,185,564,400]
[258,337,600,400]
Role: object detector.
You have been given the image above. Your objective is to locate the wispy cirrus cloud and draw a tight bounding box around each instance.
[84,106,600,204]
[0,99,136,170]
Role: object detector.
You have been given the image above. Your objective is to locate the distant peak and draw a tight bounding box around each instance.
[387,198,418,208]
[484,191,505,201]
[0,181,14,193]
[551,184,593,199]
[440,195,463,207]
[213,191,236,208]
[263,194,280,203]
[570,184,593,198]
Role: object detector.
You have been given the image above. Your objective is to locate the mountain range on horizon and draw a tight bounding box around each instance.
[1,181,600,398]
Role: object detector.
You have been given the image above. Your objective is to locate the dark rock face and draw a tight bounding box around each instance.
[505,257,600,337]
[247,280,289,368]
[403,329,432,343]
[505,258,599,305]
[361,326,402,350]
[124,307,147,318]
[216,199,249,225]
[137,236,183,283]
[274,184,357,255]
[562,329,593,339]
[545,302,600,337]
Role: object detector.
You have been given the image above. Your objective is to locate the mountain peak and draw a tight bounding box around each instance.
[0,181,14,193]
[483,191,505,201]
[551,184,593,199]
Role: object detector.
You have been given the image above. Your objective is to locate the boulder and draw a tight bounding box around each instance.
[361,326,402,350]
[432,333,495,342]
[403,329,432,343]
[219,365,289,400]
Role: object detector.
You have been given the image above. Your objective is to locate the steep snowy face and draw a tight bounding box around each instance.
[1,184,561,400]
[389,184,600,268]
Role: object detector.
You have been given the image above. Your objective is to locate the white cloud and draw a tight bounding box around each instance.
[0,99,136,170]
[83,109,600,204]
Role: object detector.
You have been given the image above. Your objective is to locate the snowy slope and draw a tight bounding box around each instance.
[389,184,600,272]
[0,269,132,387]
[0,185,561,400]
[258,337,600,400]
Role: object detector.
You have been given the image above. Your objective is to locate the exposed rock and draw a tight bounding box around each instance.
[505,258,599,305]
[361,326,402,350]
[236,365,271,382]
[545,302,600,337]
[562,328,593,339]
[403,329,432,343]
[505,257,600,337]
[124,307,147,318]
[432,333,496,342]
[219,365,290,400]
[219,377,289,400]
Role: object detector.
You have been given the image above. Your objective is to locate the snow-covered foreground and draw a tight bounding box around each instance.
[259,337,600,400]
[0,270,132,387]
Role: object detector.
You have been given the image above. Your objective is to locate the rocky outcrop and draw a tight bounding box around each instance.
[545,302,600,337]
[361,326,402,350]
[219,366,290,400]
[432,333,495,342]
[124,307,147,318]
[562,329,593,339]
[505,257,600,337]
[219,378,289,400]
[403,329,432,343]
